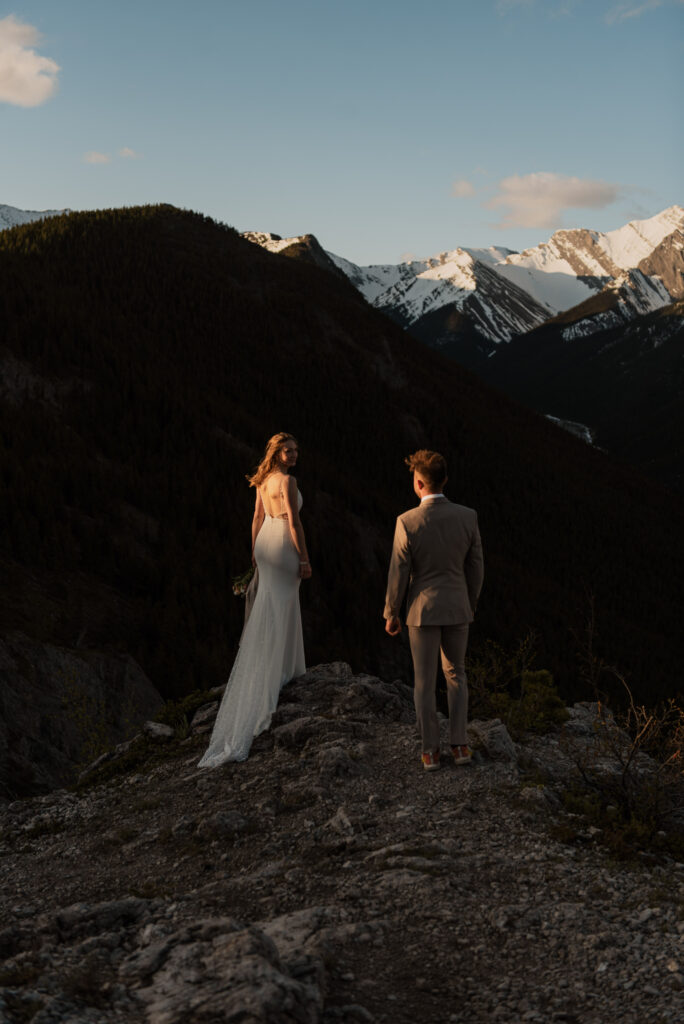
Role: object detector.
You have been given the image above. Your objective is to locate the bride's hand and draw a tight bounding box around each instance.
[299,561,312,579]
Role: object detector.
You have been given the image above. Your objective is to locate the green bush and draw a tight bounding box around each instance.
[155,688,218,729]
[467,635,568,739]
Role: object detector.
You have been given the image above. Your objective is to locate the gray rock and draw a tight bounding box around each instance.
[468,719,518,762]
[273,715,362,751]
[326,806,355,837]
[142,721,174,740]
[53,897,150,939]
[171,815,196,838]
[196,810,249,841]
[317,744,360,779]
[563,702,605,736]
[128,917,324,1024]
[333,675,412,722]
[297,662,354,683]
[190,701,219,731]
[0,631,162,799]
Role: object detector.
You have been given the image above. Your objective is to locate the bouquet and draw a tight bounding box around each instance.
[232,566,255,597]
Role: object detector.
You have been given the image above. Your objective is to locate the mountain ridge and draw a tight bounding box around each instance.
[243,206,684,344]
[0,203,67,231]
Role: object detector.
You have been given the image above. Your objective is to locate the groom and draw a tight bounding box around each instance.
[384,449,484,771]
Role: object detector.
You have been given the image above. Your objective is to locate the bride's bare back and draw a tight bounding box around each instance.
[254,471,310,580]
[260,473,293,519]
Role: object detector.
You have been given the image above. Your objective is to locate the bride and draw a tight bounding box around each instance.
[198,432,311,767]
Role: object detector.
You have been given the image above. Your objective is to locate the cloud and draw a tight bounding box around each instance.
[605,0,662,23]
[84,151,112,165]
[84,148,142,164]
[452,179,476,198]
[0,15,60,107]
[485,172,622,228]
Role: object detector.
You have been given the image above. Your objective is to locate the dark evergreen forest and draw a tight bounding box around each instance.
[1,205,682,706]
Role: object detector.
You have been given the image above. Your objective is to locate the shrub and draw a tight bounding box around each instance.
[467,634,568,739]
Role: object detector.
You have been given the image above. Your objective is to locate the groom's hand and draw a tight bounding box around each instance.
[385,616,402,636]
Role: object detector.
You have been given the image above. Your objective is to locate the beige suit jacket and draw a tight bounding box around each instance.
[384,497,484,627]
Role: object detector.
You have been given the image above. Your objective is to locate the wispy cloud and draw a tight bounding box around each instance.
[0,15,59,107]
[485,172,622,229]
[84,151,112,165]
[605,0,663,23]
[452,179,476,198]
[84,148,142,165]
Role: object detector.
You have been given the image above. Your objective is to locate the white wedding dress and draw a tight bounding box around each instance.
[198,489,306,767]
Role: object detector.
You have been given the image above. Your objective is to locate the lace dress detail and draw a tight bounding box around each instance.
[198,489,305,767]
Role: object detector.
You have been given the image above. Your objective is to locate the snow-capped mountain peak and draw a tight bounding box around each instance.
[0,204,67,232]
[597,205,684,270]
[242,208,684,346]
[241,231,306,254]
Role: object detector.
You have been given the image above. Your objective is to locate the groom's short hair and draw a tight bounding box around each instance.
[405,449,447,488]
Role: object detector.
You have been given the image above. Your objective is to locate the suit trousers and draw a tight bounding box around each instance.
[408,623,469,752]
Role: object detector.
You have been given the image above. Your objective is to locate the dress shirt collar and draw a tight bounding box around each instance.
[420,493,445,502]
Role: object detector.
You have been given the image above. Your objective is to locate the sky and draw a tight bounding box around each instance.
[1,0,682,264]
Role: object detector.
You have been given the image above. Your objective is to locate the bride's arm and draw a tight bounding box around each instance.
[282,476,311,578]
[251,488,265,566]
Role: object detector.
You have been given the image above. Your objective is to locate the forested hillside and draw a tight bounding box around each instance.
[1,205,682,706]
[482,302,684,493]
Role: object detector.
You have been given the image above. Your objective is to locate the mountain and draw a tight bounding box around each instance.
[484,206,684,317]
[241,230,347,281]
[483,301,684,492]
[245,208,684,489]
[0,203,66,231]
[1,205,683,743]
[245,207,684,352]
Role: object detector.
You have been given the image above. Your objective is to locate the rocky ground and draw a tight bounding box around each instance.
[0,663,682,1024]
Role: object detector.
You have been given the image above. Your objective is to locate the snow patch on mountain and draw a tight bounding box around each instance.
[546,415,595,445]
[241,231,306,254]
[327,247,550,342]
[600,206,684,270]
[561,315,622,341]
[560,270,674,340]
[0,204,66,231]
[491,259,597,314]
[481,207,684,316]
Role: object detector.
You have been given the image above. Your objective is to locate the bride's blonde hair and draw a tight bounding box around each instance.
[247,432,298,488]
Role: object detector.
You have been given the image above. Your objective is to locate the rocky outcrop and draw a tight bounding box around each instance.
[0,631,162,799]
[639,229,684,300]
[0,665,682,1023]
